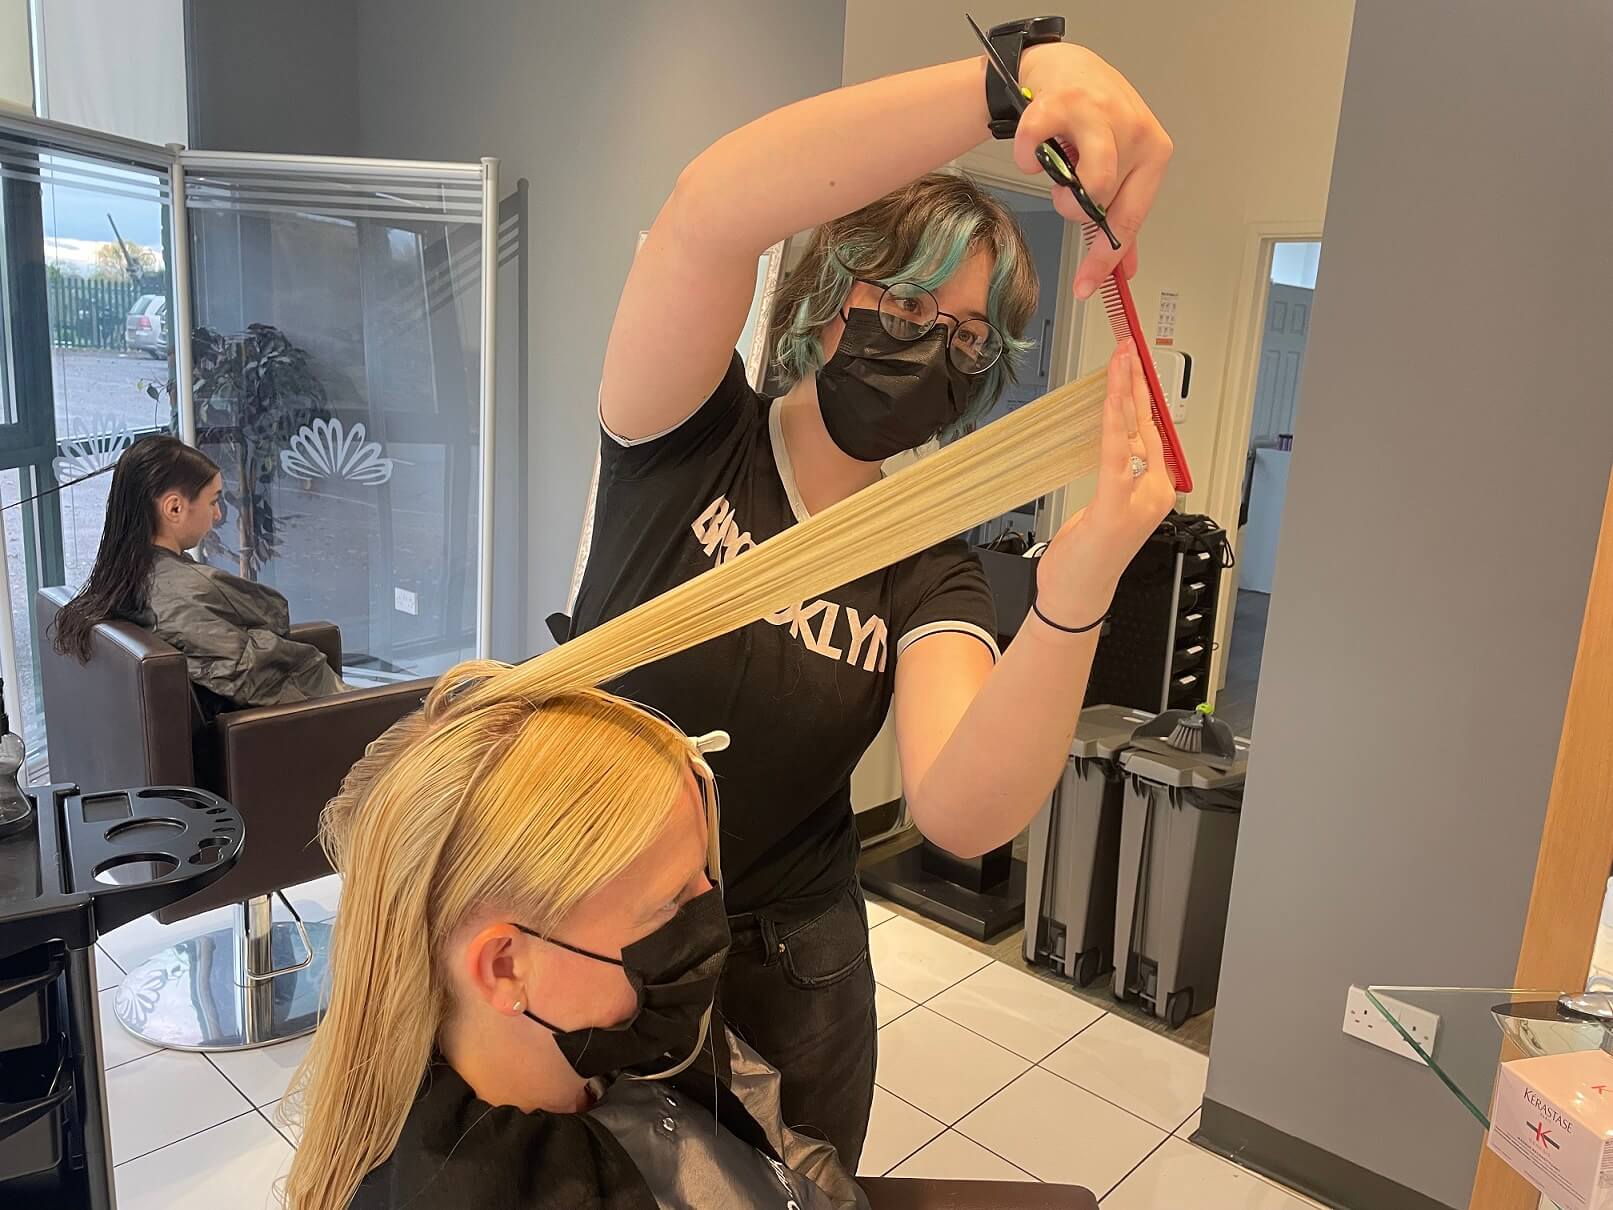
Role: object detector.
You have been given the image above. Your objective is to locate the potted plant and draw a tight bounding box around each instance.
[146,323,330,577]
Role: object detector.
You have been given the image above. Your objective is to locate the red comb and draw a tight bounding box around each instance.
[1080,224,1193,494]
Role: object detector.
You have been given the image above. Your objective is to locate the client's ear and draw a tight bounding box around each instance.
[461,924,531,1016]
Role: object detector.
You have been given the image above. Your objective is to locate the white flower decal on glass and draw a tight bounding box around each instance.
[53,416,133,484]
[280,419,394,485]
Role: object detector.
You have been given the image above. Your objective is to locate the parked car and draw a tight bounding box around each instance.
[124,294,168,359]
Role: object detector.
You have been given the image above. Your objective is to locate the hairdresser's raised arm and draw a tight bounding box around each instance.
[600,46,1171,442]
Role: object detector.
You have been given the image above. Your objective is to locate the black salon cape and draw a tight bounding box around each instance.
[350,1028,864,1209]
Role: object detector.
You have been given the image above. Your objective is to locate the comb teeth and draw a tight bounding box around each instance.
[1078,223,1193,493]
[1099,282,1130,340]
[1080,222,1141,346]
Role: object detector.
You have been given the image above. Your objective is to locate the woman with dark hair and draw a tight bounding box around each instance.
[52,434,347,711]
[568,27,1176,1169]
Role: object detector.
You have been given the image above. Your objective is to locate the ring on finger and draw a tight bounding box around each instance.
[1129,454,1148,478]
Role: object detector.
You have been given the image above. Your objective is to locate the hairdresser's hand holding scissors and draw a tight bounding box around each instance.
[1035,342,1177,625]
[1014,41,1172,298]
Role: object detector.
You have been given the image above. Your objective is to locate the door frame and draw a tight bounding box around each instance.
[1203,219,1324,701]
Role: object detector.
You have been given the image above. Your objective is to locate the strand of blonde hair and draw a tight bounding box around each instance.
[449,365,1107,715]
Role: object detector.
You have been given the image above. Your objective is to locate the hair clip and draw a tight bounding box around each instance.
[444,674,492,703]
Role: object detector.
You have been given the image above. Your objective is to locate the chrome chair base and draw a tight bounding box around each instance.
[114,894,330,1052]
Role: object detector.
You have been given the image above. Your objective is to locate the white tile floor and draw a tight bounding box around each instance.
[95,879,1323,1208]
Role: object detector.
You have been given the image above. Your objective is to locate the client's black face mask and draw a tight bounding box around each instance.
[817,308,971,462]
[521,886,731,1080]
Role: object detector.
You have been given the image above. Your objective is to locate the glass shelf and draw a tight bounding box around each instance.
[1365,986,1613,1129]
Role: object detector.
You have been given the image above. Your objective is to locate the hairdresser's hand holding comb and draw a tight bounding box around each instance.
[1015,43,1172,299]
[1036,342,1176,622]
[898,341,1177,862]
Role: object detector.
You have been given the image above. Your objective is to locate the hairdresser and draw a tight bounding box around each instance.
[570,19,1174,1169]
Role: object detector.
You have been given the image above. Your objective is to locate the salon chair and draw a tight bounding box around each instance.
[35,587,432,1052]
[861,1177,1098,1208]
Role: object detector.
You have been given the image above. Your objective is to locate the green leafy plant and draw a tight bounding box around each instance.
[145,323,329,575]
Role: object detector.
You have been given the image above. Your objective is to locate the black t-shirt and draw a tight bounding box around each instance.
[570,354,997,914]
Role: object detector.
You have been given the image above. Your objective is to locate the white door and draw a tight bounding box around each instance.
[1250,283,1312,443]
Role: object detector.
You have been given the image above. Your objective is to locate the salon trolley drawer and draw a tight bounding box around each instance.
[1179,548,1216,581]
[1173,610,1207,645]
[0,946,60,1057]
[1168,672,1205,710]
[1171,643,1208,677]
[1175,580,1208,614]
[0,1037,72,1183]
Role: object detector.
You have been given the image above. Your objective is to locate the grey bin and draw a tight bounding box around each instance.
[1024,704,1155,987]
[1113,734,1249,1029]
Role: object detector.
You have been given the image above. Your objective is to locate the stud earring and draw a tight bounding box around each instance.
[512,1000,523,1014]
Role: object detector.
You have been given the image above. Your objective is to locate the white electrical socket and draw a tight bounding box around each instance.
[394,587,418,616]
[1342,985,1438,1065]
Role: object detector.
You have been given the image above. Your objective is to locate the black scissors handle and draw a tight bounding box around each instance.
[965,14,1122,251]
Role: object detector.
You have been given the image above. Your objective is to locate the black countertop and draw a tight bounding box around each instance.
[0,785,243,962]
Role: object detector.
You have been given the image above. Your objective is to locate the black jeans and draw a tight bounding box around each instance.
[718,881,878,1173]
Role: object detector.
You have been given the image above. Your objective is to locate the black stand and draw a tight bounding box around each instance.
[0,784,244,1208]
[861,841,1027,941]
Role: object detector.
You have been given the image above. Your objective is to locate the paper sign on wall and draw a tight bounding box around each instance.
[1156,289,1179,346]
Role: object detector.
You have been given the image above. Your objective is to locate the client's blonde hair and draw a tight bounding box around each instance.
[282,672,696,1210]
[283,363,1111,1207]
[452,364,1109,711]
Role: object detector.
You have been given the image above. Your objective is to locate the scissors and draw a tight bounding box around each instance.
[966,14,1122,251]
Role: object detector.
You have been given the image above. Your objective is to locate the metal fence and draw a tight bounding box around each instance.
[48,276,146,350]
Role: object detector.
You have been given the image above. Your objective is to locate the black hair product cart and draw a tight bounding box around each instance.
[0,784,243,1208]
[1086,513,1231,714]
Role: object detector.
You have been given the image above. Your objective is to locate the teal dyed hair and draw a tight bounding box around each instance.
[766,171,1040,428]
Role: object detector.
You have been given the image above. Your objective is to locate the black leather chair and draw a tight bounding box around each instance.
[36,587,431,1052]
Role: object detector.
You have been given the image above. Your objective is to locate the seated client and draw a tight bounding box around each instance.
[51,434,348,711]
[281,668,865,1209]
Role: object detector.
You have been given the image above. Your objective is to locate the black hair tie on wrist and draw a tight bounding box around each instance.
[1031,599,1109,636]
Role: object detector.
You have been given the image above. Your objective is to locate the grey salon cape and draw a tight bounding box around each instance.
[590,1031,869,1209]
[130,547,348,709]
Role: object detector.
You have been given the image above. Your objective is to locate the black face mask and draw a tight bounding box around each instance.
[521,886,731,1080]
[816,308,971,462]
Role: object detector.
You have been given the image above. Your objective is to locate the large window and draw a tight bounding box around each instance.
[0,118,174,752]
[0,116,496,771]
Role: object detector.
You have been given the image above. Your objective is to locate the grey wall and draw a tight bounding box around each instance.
[352,0,847,655]
[1204,2,1613,1207]
[185,0,360,154]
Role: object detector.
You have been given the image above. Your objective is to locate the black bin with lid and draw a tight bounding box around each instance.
[1024,704,1153,987]
[1113,707,1249,1029]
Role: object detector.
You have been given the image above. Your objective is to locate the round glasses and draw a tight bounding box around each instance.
[857,279,1004,376]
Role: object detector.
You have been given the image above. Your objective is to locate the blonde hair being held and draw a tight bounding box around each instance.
[453,364,1110,712]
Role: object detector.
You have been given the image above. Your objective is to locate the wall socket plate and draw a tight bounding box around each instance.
[1342,985,1438,1064]
[394,587,418,616]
